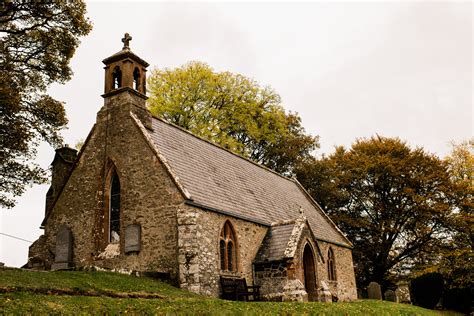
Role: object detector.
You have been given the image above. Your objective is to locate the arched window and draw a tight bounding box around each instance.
[109,170,121,243]
[133,67,140,90]
[220,221,237,271]
[112,66,122,89]
[327,247,336,281]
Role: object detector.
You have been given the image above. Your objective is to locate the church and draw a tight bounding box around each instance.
[28,34,357,302]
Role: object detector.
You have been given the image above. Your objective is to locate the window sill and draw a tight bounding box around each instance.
[219,270,241,277]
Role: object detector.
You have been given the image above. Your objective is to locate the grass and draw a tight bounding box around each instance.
[0,269,462,315]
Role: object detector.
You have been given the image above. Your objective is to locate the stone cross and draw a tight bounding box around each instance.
[367,281,382,300]
[122,33,132,49]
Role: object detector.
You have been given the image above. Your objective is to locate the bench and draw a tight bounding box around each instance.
[220,276,260,301]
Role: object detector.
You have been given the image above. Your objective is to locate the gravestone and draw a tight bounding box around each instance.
[51,225,73,270]
[367,281,382,300]
[318,280,333,302]
[395,283,411,303]
[384,289,397,302]
[124,224,141,253]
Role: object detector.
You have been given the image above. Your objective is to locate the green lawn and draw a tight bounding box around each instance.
[0,269,461,315]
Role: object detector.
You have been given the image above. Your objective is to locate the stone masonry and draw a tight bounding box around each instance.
[28,36,358,301]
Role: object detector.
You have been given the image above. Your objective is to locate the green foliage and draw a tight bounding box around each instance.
[147,61,318,174]
[296,136,456,287]
[411,273,444,309]
[445,139,474,188]
[0,269,461,315]
[442,287,472,314]
[436,140,474,289]
[0,1,92,208]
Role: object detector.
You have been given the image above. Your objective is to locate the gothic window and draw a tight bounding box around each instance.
[219,221,237,271]
[133,67,140,90]
[109,170,121,243]
[112,66,122,89]
[327,247,336,281]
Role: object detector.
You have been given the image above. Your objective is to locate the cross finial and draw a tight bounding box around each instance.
[122,33,132,49]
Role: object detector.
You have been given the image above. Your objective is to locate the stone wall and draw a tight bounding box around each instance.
[28,89,357,301]
[316,241,357,301]
[188,206,268,297]
[30,91,184,279]
[254,261,288,301]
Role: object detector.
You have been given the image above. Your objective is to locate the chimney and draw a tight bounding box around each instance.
[45,145,77,216]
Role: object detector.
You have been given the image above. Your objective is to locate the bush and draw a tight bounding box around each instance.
[443,287,472,314]
[411,273,443,309]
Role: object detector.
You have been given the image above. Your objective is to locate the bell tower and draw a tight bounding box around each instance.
[99,33,152,129]
[102,33,149,97]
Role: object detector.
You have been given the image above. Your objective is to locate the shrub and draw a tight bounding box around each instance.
[443,287,472,314]
[410,273,443,309]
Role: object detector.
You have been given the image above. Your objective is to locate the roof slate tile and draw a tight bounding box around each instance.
[148,117,350,247]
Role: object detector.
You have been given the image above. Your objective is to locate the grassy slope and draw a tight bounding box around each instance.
[0,269,461,315]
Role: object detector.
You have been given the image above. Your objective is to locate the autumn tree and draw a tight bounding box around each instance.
[437,139,473,288]
[296,136,456,287]
[0,1,92,208]
[147,61,318,174]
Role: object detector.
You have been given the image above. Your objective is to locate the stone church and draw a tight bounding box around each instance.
[28,35,357,302]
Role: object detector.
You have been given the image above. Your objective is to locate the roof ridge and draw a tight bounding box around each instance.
[293,178,353,247]
[150,115,297,183]
[270,219,296,227]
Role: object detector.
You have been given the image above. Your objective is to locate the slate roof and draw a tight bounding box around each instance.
[102,48,149,66]
[255,223,295,262]
[147,117,351,247]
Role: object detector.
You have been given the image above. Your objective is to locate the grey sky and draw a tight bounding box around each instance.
[1,1,472,267]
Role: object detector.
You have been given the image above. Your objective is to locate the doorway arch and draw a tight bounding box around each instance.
[303,243,317,301]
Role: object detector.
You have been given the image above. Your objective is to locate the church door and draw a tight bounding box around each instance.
[303,244,317,301]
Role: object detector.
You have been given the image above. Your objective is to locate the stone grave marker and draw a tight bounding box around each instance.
[125,224,141,253]
[395,284,411,303]
[51,225,73,270]
[367,281,382,300]
[384,289,397,302]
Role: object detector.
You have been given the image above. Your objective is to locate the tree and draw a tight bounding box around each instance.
[0,2,92,208]
[295,136,456,287]
[147,61,318,174]
[445,139,473,189]
[437,139,473,288]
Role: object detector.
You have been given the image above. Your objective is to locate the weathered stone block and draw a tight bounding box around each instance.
[51,225,73,270]
[319,281,333,302]
[384,289,397,302]
[395,284,411,303]
[124,224,141,253]
[282,279,308,302]
[367,282,382,300]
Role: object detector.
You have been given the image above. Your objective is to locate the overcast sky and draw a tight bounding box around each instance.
[1,1,472,267]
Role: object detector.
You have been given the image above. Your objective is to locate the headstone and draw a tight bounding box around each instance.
[395,283,411,303]
[124,224,141,253]
[318,280,333,302]
[367,281,382,300]
[51,225,73,270]
[384,289,397,302]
